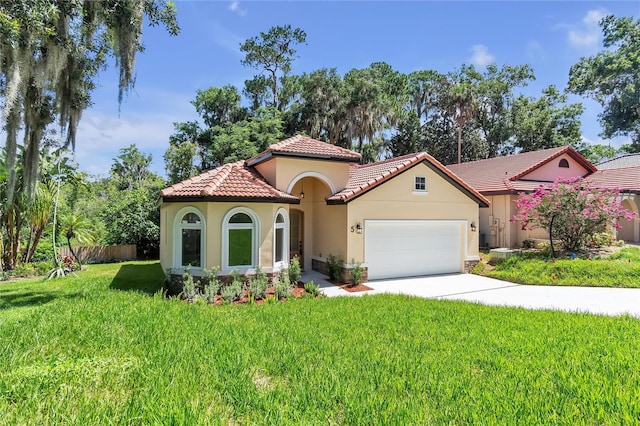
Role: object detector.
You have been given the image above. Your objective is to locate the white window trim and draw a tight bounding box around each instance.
[273,208,290,271]
[173,206,206,273]
[222,207,260,274]
[413,176,427,193]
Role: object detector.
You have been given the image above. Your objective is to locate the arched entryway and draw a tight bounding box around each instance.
[618,198,639,243]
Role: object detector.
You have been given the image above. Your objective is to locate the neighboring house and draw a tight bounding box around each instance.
[447,146,640,248]
[159,135,489,282]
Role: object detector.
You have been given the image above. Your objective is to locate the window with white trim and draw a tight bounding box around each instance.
[175,209,205,269]
[222,207,260,271]
[274,210,289,268]
[414,176,427,192]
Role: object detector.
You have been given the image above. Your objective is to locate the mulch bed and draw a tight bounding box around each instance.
[331,281,373,292]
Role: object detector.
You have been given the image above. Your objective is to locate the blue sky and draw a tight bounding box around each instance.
[70,0,640,177]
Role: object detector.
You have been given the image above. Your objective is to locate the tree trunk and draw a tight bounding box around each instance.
[66,236,81,265]
[549,213,556,259]
[457,125,462,164]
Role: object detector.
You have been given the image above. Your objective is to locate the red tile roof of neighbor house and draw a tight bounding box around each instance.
[247,135,362,165]
[326,152,490,206]
[446,146,597,194]
[586,166,640,193]
[160,160,300,203]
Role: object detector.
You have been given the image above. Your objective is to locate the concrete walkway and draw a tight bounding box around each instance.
[299,270,640,318]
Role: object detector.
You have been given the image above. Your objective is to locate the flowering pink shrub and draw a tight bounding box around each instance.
[511,177,637,255]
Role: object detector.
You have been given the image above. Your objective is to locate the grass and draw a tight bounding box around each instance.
[487,246,640,287]
[2,261,640,423]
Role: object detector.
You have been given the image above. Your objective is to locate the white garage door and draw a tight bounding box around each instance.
[365,220,464,280]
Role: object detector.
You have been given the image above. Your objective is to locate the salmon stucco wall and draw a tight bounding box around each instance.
[345,162,480,268]
[521,154,590,181]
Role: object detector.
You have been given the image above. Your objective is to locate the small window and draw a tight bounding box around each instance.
[274,210,288,268]
[414,176,427,192]
[559,159,569,168]
[223,207,259,271]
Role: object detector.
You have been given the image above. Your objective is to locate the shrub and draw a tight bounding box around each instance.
[181,269,200,303]
[248,267,268,300]
[273,273,293,299]
[202,267,221,303]
[326,254,344,281]
[304,280,320,297]
[589,232,616,248]
[35,261,54,276]
[471,262,486,275]
[12,263,37,278]
[288,255,301,284]
[522,238,535,249]
[221,280,242,302]
[349,259,364,286]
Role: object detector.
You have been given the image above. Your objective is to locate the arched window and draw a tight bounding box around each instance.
[222,207,260,271]
[174,208,205,270]
[274,209,289,269]
[559,159,569,168]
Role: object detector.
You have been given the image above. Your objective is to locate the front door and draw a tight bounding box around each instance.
[290,209,304,267]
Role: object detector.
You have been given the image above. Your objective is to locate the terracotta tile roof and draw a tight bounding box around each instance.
[160,160,300,203]
[598,154,640,170]
[586,166,640,193]
[446,146,596,194]
[327,152,489,206]
[247,135,362,165]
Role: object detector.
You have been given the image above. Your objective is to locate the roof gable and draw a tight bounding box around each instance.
[326,152,489,207]
[247,135,362,166]
[446,146,597,194]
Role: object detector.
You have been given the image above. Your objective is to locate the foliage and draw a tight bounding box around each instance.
[568,15,640,149]
[326,254,344,281]
[511,85,583,152]
[0,0,179,206]
[240,25,307,109]
[273,273,293,299]
[110,145,153,191]
[59,212,96,264]
[221,280,243,303]
[247,267,268,300]
[181,269,200,303]
[349,259,364,286]
[512,178,636,255]
[522,238,535,249]
[5,261,640,423]
[470,261,486,275]
[202,279,220,304]
[489,247,640,287]
[588,232,617,248]
[304,280,320,297]
[288,255,301,284]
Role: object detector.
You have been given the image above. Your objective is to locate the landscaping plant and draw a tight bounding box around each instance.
[326,254,344,281]
[349,259,364,286]
[512,177,636,257]
[248,267,268,300]
[288,255,301,284]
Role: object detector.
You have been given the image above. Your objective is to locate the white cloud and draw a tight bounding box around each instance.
[74,89,195,178]
[228,1,247,17]
[468,44,495,68]
[208,21,245,57]
[526,40,546,62]
[568,9,606,48]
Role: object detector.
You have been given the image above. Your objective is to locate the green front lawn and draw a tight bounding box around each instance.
[487,246,640,287]
[1,261,640,424]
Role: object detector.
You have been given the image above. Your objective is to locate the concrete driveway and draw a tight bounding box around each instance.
[301,271,640,318]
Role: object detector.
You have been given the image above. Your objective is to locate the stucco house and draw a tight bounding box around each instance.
[447,146,640,248]
[159,135,489,282]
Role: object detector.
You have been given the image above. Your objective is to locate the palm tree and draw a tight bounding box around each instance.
[59,212,95,265]
[445,82,476,164]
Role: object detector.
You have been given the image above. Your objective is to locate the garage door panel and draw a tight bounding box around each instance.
[365,221,463,280]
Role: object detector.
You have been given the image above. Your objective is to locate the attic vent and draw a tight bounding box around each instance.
[559,159,569,168]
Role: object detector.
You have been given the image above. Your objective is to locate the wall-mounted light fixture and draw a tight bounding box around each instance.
[350,223,363,234]
[299,179,305,199]
[470,221,477,232]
